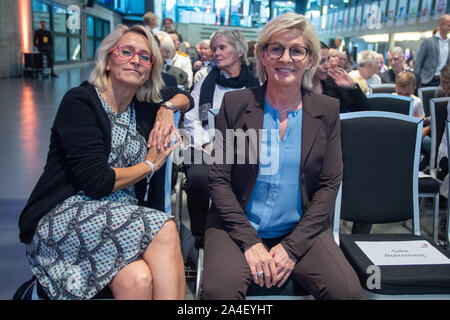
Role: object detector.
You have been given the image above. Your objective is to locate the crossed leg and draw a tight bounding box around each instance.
[109,220,185,300]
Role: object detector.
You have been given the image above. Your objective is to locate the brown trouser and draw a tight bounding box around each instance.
[200,227,363,300]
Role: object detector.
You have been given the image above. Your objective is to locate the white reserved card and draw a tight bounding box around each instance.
[355,240,450,266]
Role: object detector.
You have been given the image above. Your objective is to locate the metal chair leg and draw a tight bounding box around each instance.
[446,201,450,249]
[433,193,440,244]
[174,171,184,233]
[195,248,204,300]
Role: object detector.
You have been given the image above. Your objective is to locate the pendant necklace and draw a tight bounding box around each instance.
[277,95,302,114]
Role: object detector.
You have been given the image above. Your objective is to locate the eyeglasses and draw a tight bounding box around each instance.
[110,45,156,66]
[264,43,311,62]
[388,57,402,62]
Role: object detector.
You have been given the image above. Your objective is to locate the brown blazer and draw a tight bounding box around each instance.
[207,83,342,261]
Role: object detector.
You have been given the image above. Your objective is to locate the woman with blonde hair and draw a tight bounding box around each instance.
[328,48,339,69]
[202,12,362,300]
[19,24,193,300]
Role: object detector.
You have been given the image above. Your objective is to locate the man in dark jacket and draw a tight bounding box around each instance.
[380,47,421,90]
[414,14,450,87]
[33,20,57,77]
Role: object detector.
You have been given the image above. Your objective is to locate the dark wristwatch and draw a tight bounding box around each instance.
[161,101,175,111]
[349,83,359,89]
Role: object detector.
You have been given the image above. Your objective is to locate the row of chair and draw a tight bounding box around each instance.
[333,112,450,299]
[369,85,434,113]
[369,85,439,118]
[357,91,448,247]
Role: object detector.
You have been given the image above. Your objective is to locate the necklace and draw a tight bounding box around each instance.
[276,95,303,114]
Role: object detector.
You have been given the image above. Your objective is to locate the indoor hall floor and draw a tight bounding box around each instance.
[0,65,98,299]
[0,64,443,300]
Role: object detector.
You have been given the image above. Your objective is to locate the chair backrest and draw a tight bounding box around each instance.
[164,110,181,214]
[369,84,395,95]
[366,93,414,116]
[429,97,450,177]
[333,111,423,242]
[418,86,438,117]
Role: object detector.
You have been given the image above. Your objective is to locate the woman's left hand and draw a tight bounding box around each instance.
[328,67,354,88]
[244,243,278,288]
[149,106,175,151]
[269,244,296,288]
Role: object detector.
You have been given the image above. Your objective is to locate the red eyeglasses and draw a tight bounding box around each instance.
[110,45,156,66]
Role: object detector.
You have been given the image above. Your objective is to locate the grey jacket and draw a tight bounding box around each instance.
[414,36,450,84]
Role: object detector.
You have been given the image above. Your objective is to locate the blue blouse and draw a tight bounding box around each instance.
[245,99,303,238]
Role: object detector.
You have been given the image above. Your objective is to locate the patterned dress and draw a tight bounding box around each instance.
[26,88,171,300]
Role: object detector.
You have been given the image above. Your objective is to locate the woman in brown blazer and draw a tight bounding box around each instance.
[201,13,362,300]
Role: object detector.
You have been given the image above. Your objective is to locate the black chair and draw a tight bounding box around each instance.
[13,276,114,300]
[418,86,439,117]
[369,84,395,95]
[366,94,414,116]
[429,97,450,178]
[418,174,441,244]
[365,94,440,227]
[415,98,448,244]
[333,111,450,299]
[442,120,450,248]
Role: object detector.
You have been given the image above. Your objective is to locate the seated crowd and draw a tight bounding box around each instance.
[16,11,450,300]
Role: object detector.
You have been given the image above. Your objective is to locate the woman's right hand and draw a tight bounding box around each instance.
[244,243,278,288]
[328,67,354,88]
[146,121,182,171]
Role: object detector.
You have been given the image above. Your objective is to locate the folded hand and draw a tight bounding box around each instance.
[244,243,278,288]
[269,244,296,288]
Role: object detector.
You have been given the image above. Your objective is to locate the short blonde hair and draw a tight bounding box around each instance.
[357,50,378,67]
[395,71,416,88]
[199,39,211,47]
[255,12,320,89]
[328,48,338,57]
[143,12,158,29]
[89,24,163,103]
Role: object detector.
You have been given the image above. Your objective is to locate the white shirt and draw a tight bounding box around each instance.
[366,73,382,86]
[392,93,424,118]
[184,74,244,150]
[436,32,449,76]
[166,53,193,89]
